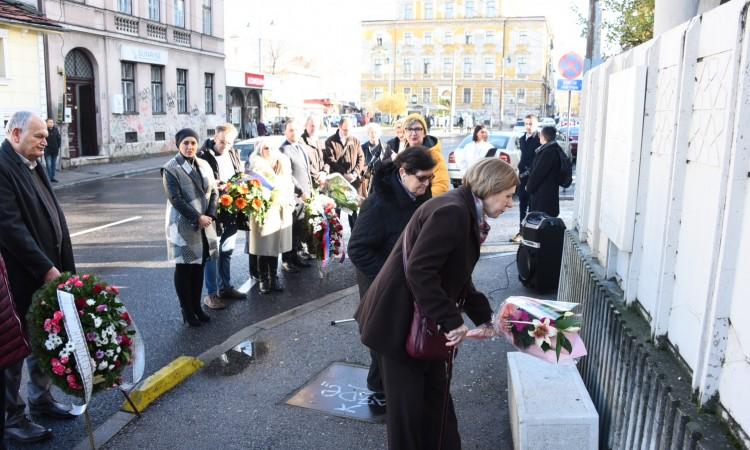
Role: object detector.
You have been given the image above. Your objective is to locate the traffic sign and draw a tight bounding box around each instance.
[558,52,584,80]
[557,79,582,91]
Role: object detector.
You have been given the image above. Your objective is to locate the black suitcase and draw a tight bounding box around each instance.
[517,212,566,293]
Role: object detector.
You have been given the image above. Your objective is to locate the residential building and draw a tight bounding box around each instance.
[361,0,554,127]
[43,0,225,166]
[0,0,63,127]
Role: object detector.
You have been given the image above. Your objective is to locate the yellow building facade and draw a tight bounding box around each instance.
[362,0,554,127]
[0,26,49,126]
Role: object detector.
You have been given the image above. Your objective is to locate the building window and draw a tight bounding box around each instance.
[423,58,431,76]
[125,131,138,143]
[444,31,452,44]
[177,68,188,113]
[483,88,492,105]
[519,31,529,45]
[404,32,413,46]
[148,0,160,20]
[155,131,166,141]
[202,0,212,35]
[374,58,382,76]
[205,73,214,114]
[517,88,526,103]
[0,30,8,79]
[403,87,411,96]
[484,58,495,78]
[443,58,452,77]
[465,0,474,17]
[445,1,454,18]
[424,32,432,45]
[463,87,471,104]
[485,30,495,43]
[121,62,136,113]
[486,1,496,17]
[465,33,473,45]
[403,58,412,76]
[422,87,431,104]
[424,2,433,19]
[151,65,164,114]
[374,87,383,99]
[404,2,414,19]
[517,56,527,73]
[463,57,472,76]
[118,0,132,14]
[376,35,383,46]
[174,0,185,28]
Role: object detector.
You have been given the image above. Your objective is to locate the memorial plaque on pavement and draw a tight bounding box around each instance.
[285,362,386,423]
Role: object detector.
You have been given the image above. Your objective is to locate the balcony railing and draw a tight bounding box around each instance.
[173,30,191,46]
[147,23,167,41]
[115,15,139,35]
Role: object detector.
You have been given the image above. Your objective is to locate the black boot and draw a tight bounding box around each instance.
[175,267,201,327]
[268,257,284,292]
[258,256,272,294]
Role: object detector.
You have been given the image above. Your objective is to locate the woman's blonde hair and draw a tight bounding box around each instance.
[463,158,519,199]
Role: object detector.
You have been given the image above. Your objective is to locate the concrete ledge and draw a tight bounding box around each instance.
[121,356,204,413]
[72,411,136,450]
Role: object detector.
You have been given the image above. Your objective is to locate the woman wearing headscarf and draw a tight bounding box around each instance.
[355,158,519,450]
[403,113,450,196]
[162,128,219,327]
[348,146,436,404]
[246,139,294,294]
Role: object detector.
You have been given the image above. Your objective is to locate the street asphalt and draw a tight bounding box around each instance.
[6,128,576,450]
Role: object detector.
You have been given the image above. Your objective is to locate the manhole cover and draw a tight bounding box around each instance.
[285,362,385,423]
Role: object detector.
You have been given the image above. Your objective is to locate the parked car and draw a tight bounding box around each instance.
[539,117,557,128]
[512,119,526,134]
[327,115,342,127]
[234,136,286,172]
[448,131,521,188]
[559,126,579,161]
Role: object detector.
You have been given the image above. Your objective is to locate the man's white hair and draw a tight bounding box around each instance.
[5,111,37,137]
[365,122,382,139]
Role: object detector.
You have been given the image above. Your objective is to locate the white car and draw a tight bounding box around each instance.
[233,136,286,171]
[447,131,521,187]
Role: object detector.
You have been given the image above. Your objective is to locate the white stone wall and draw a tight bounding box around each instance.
[574,0,750,444]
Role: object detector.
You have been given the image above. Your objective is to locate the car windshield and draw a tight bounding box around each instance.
[235,143,255,161]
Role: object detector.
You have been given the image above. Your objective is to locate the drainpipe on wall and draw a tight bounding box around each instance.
[38,0,53,119]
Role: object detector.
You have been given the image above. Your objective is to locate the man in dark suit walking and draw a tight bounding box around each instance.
[0,111,77,443]
[513,114,541,243]
[44,118,61,183]
[526,125,563,218]
[279,119,312,273]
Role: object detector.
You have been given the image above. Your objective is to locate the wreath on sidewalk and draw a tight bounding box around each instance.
[26,273,136,396]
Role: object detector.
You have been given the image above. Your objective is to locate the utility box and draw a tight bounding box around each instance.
[507,352,598,450]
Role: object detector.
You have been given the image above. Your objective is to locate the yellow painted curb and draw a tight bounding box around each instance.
[121,356,204,413]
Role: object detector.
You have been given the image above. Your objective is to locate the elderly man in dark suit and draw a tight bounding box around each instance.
[513,113,541,243]
[279,119,312,273]
[0,111,77,444]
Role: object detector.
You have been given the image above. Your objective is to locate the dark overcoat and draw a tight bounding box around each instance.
[354,186,492,361]
[526,141,562,217]
[0,140,75,318]
[0,252,29,369]
[323,131,365,195]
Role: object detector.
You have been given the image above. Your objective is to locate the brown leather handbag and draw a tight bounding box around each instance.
[402,238,451,361]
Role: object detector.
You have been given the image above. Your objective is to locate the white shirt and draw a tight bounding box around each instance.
[213,151,235,182]
[16,152,37,170]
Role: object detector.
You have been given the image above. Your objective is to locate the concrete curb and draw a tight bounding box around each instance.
[52,164,164,191]
[74,285,359,449]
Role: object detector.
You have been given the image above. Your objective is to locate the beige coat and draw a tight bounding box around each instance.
[247,154,294,256]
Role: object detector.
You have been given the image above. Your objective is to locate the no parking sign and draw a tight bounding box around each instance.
[558,52,584,80]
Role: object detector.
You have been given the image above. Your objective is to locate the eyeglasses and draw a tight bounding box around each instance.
[405,127,424,134]
[412,173,435,183]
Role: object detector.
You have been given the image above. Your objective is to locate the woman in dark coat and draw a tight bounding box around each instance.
[0,252,31,443]
[348,146,436,400]
[162,128,219,327]
[355,158,519,450]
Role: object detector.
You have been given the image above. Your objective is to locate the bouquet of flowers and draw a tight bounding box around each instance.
[304,192,346,275]
[323,173,361,213]
[26,273,136,395]
[494,296,587,363]
[218,172,274,226]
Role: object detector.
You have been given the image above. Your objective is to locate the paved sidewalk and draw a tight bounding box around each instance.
[51,154,173,191]
[98,255,552,450]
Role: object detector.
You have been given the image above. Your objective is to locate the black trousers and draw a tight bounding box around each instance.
[283,212,306,263]
[356,270,383,393]
[257,255,278,279]
[518,177,530,230]
[379,354,460,450]
[174,263,204,313]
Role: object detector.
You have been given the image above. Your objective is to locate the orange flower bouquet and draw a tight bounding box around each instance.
[218,173,274,226]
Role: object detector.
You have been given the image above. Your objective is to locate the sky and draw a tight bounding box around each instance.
[225,0,589,100]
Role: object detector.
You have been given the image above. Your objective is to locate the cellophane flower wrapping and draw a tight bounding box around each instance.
[494,296,587,363]
[323,173,361,213]
[218,172,275,226]
[304,192,345,276]
[26,273,136,396]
